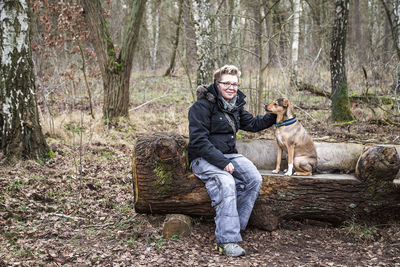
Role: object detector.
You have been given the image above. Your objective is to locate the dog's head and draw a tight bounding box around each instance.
[264,98,294,117]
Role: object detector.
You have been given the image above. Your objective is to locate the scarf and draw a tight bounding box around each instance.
[221,95,238,112]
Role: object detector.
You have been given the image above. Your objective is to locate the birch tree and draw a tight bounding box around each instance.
[330,0,354,121]
[80,0,146,120]
[192,0,214,85]
[290,0,301,87]
[146,0,160,70]
[0,0,48,160]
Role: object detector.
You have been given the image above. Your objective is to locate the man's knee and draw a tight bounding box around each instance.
[254,173,262,184]
[219,174,236,196]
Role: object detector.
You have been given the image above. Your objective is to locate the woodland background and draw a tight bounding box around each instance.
[1,0,400,266]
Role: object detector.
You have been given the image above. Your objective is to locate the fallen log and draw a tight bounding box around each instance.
[297,81,395,105]
[132,134,400,231]
[297,81,330,98]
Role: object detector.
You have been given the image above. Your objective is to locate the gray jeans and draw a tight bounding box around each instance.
[191,154,262,244]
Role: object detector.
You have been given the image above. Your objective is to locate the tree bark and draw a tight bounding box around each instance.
[0,0,48,161]
[352,0,361,47]
[290,0,301,87]
[80,0,146,120]
[146,0,160,70]
[192,0,214,86]
[133,134,400,231]
[253,0,264,115]
[330,0,354,122]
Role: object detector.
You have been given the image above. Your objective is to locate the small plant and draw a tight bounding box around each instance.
[342,221,379,241]
[65,122,86,134]
[169,234,180,241]
[47,148,56,159]
[154,235,166,249]
[126,238,137,247]
[101,150,114,160]
[6,180,23,193]
[145,234,166,249]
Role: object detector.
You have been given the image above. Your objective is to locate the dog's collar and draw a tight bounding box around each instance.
[275,116,297,128]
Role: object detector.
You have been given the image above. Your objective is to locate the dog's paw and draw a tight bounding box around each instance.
[284,164,294,176]
[284,170,293,176]
[272,169,279,174]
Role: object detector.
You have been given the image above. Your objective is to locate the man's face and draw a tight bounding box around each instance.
[217,74,239,100]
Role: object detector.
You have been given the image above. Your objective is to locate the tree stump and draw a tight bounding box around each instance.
[132,134,400,231]
[163,214,192,239]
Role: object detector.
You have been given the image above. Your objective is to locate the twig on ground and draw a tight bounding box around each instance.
[50,213,83,221]
[82,223,115,229]
[129,93,172,111]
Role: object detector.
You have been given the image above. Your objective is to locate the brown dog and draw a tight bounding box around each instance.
[264,98,317,176]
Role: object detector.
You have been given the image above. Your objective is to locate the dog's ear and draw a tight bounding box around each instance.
[282,98,290,107]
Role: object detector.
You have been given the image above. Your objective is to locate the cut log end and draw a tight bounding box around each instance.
[356,145,400,183]
[163,214,192,239]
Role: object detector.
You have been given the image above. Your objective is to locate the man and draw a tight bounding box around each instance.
[188,65,276,257]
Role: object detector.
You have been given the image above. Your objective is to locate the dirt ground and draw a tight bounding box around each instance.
[1,116,400,266]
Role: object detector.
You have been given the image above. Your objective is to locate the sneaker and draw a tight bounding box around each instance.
[216,243,246,257]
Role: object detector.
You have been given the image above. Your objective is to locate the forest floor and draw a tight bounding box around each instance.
[1,80,400,266]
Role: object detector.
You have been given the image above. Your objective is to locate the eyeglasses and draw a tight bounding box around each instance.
[218,81,240,89]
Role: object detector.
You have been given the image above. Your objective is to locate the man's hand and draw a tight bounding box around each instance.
[224,162,234,174]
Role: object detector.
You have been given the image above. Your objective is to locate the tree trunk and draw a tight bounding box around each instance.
[330,0,354,122]
[192,0,214,86]
[132,134,400,231]
[80,0,146,120]
[146,0,160,70]
[254,0,264,115]
[263,0,277,67]
[0,0,48,161]
[164,0,184,77]
[352,0,361,52]
[290,0,301,88]
[226,0,241,67]
[380,0,400,102]
[380,0,400,59]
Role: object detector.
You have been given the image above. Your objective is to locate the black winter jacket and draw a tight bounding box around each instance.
[188,82,276,170]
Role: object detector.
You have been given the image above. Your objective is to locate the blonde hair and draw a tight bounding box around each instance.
[213,65,241,82]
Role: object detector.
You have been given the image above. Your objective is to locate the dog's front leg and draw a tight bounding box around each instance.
[272,146,282,173]
[284,145,295,176]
